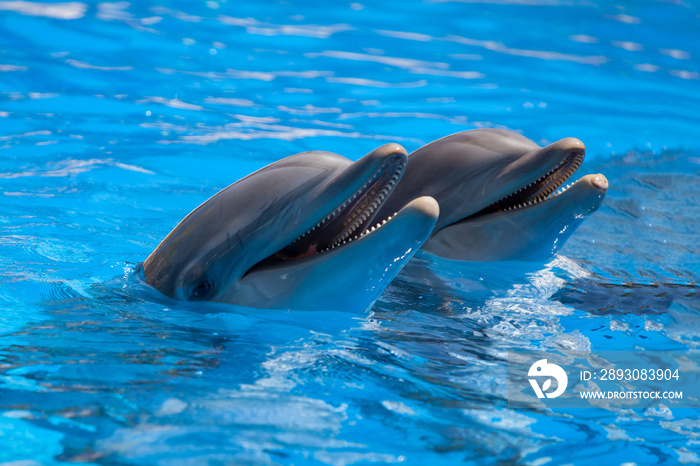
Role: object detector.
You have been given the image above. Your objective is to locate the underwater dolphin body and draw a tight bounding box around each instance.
[375,129,608,261]
[141,144,439,312]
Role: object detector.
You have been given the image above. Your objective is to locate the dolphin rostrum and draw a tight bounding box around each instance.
[141,144,439,311]
[375,129,608,261]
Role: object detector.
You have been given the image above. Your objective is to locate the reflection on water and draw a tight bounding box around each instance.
[1,0,700,464]
[553,278,697,316]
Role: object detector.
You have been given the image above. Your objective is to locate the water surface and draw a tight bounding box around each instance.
[1,1,700,464]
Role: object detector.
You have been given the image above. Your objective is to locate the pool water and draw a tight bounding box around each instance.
[1,0,700,464]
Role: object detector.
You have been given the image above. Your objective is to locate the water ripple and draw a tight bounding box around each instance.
[0,1,86,19]
[445,34,610,65]
[0,158,154,179]
[218,15,352,38]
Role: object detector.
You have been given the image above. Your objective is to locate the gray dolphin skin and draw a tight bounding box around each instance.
[142,144,439,311]
[375,128,608,261]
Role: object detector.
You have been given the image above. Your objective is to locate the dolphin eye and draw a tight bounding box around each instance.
[191,281,213,299]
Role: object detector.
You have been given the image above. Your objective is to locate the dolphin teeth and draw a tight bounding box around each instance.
[304,160,404,255]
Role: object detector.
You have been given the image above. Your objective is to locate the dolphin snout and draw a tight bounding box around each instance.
[577,173,609,192]
[552,137,585,151]
[366,143,408,163]
[590,173,608,191]
[544,137,585,160]
[408,195,440,219]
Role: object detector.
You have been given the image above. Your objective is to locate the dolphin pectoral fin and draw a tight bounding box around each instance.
[234,196,439,312]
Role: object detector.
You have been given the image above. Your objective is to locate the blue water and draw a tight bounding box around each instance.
[1,0,700,464]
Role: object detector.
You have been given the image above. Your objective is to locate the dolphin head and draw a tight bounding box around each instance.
[142,144,439,311]
[424,172,608,261]
[377,129,608,261]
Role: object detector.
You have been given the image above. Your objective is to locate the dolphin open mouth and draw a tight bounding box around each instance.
[472,147,585,217]
[254,153,406,269]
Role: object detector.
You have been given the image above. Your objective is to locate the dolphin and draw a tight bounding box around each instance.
[141,144,439,312]
[375,129,608,261]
